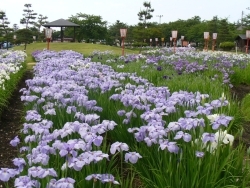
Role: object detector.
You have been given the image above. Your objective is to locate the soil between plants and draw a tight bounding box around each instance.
[0,70,33,187]
[0,70,250,186]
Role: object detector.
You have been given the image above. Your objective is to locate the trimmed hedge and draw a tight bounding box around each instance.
[219,42,235,51]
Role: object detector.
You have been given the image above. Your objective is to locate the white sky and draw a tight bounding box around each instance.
[1,0,250,29]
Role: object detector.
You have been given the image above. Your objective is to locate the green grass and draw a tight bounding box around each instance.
[13,42,138,63]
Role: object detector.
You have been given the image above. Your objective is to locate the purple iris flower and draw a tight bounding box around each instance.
[211,115,233,130]
[14,176,35,187]
[159,140,179,154]
[202,133,215,143]
[125,152,142,164]
[55,177,75,188]
[100,174,120,184]
[0,168,18,182]
[59,142,78,158]
[85,173,102,181]
[157,66,162,71]
[174,131,192,142]
[13,158,26,171]
[10,136,20,147]
[110,142,129,154]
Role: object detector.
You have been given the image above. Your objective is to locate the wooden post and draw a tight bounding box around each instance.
[246,38,249,54]
[204,39,206,51]
[122,37,125,56]
[173,38,176,53]
[212,39,215,51]
[47,38,50,50]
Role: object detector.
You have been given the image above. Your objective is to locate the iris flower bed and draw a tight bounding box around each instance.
[2,49,250,187]
[0,50,27,115]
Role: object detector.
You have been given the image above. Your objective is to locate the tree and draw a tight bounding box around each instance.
[138,1,154,27]
[132,23,162,46]
[242,13,250,30]
[108,20,127,46]
[186,22,207,47]
[137,1,154,51]
[16,29,33,44]
[67,13,107,43]
[207,16,219,33]
[218,19,232,44]
[20,4,37,50]
[33,14,48,41]
[0,11,13,50]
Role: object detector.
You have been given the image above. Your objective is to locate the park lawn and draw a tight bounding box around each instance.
[13,42,139,63]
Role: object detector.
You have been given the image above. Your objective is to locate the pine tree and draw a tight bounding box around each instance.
[138,1,154,27]
[0,11,13,50]
[137,1,154,52]
[33,14,48,41]
[20,4,37,50]
[218,19,232,44]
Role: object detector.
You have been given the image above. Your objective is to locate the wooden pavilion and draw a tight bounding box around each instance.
[43,19,80,42]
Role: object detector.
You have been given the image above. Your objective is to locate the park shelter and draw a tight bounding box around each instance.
[235,34,248,52]
[43,18,80,42]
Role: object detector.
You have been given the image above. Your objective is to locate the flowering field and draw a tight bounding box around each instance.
[0,50,27,115]
[2,48,250,187]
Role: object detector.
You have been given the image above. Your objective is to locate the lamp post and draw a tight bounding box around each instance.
[204,32,209,51]
[246,30,250,54]
[170,37,172,47]
[212,33,217,51]
[155,38,158,47]
[181,36,184,47]
[156,15,163,24]
[161,37,164,47]
[120,28,127,56]
[235,41,238,54]
[45,27,53,50]
[172,30,178,53]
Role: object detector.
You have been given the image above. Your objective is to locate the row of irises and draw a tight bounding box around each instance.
[0,50,26,89]
[0,50,27,114]
[93,48,250,187]
[1,49,250,187]
[98,48,250,96]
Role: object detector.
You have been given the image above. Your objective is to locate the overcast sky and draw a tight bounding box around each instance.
[1,0,250,28]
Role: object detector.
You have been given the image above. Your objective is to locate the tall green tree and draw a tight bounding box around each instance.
[68,13,107,43]
[242,13,250,30]
[137,1,154,51]
[185,22,208,47]
[33,14,48,41]
[20,4,37,50]
[16,29,33,45]
[138,1,154,27]
[20,4,37,29]
[108,20,127,46]
[218,19,232,44]
[207,16,219,34]
[0,11,13,49]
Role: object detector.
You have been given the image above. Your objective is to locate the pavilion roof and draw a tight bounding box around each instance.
[43,18,80,27]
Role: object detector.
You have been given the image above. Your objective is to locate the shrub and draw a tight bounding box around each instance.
[132,42,147,47]
[219,42,235,51]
